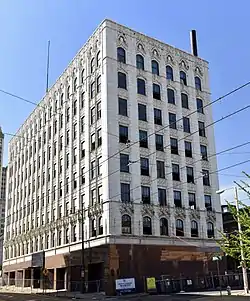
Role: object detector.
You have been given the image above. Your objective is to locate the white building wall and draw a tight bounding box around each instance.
[3,19,222,267]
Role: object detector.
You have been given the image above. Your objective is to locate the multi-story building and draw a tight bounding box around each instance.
[3,20,222,294]
[0,127,4,190]
[0,166,7,264]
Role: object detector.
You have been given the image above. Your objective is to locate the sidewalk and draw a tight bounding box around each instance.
[178,289,250,297]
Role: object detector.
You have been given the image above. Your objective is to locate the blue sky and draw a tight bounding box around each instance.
[0,0,250,202]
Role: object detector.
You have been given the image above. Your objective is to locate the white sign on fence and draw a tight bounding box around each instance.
[115,278,135,291]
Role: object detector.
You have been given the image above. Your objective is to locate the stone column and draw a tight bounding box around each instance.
[53,268,57,290]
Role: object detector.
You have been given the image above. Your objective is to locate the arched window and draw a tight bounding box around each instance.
[176,219,184,236]
[99,216,103,235]
[91,219,97,237]
[121,214,131,234]
[191,220,198,237]
[136,54,144,70]
[67,86,70,99]
[152,60,159,75]
[58,231,62,246]
[153,83,161,100]
[195,76,202,91]
[207,222,214,238]
[52,233,55,247]
[60,93,64,106]
[117,47,126,64]
[137,78,146,95]
[96,51,101,67]
[90,58,95,73]
[46,235,49,248]
[160,218,168,236]
[35,238,39,251]
[166,66,173,80]
[167,88,175,104]
[73,226,77,242]
[180,71,187,86]
[81,69,85,83]
[73,78,77,92]
[143,216,152,235]
[65,228,69,244]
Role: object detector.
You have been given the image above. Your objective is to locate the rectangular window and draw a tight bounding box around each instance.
[181,93,189,109]
[183,117,190,133]
[97,75,101,93]
[81,92,85,108]
[199,121,206,137]
[91,189,96,205]
[97,129,102,146]
[139,130,148,148]
[91,161,95,179]
[157,161,165,178]
[140,157,149,176]
[170,138,178,155]
[118,98,127,116]
[202,169,210,186]
[120,154,129,173]
[197,98,204,113]
[97,102,101,119]
[90,107,95,124]
[169,113,176,129]
[184,141,192,157]
[119,125,128,143]
[81,116,85,132]
[158,188,167,206]
[73,173,77,189]
[73,148,77,164]
[66,153,69,168]
[118,72,127,89]
[201,144,208,160]
[138,104,147,121]
[97,156,102,176]
[91,82,95,99]
[174,190,182,207]
[141,186,150,204]
[205,195,212,211]
[121,183,130,202]
[189,193,196,209]
[66,108,70,122]
[66,130,70,145]
[154,108,162,125]
[167,88,175,104]
[73,100,77,115]
[91,133,95,150]
[186,167,194,183]
[73,123,77,139]
[172,164,180,181]
[155,134,164,151]
[153,83,161,100]
[81,142,85,158]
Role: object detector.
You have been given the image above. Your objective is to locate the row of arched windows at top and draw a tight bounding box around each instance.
[117,47,202,91]
[121,214,214,238]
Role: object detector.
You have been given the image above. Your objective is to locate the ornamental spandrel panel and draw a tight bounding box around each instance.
[203,186,212,194]
[169,128,178,137]
[206,210,216,222]
[120,173,132,183]
[158,204,170,217]
[201,160,210,169]
[120,202,134,215]
[189,209,200,220]
[141,204,155,217]
[141,176,151,185]
[174,207,186,219]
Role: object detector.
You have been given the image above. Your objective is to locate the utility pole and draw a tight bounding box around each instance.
[234,185,249,294]
[80,206,85,293]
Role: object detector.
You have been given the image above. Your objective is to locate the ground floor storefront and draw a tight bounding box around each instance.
[2,243,224,295]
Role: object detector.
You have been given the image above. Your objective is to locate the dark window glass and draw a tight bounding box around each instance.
[197,98,204,113]
[138,104,147,121]
[202,170,210,186]
[205,195,212,211]
[141,186,150,204]
[122,214,131,234]
[180,71,187,85]
[200,145,208,160]
[153,84,161,100]
[118,98,128,116]
[191,220,198,237]
[169,113,176,129]
[96,51,101,67]
[184,141,192,157]
[172,164,180,181]
[154,108,162,125]
[155,134,164,151]
[136,54,144,70]
[117,47,126,63]
[181,93,189,109]
[195,76,202,91]
[152,60,159,75]
[120,154,129,173]
[140,158,149,176]
[176,219,184,236]
[121,183,130,203]
[183,117,190,133]
[118,72,127,89]
[157,161,165,178]
[198,121,206,137]
[139,130,148,148]
[170,138,178,155]
[119,125,128,143]
[189,193,196,209]
[174,191,182,207]
[167,89,175,104]
[158,188,167,206]
[207,222,214,238]
[137,79,146,95]
[160,218,169,236]
[143,216,152,235]
[166,66,173,80]
[97,75,101,93]
[187,167,194,183]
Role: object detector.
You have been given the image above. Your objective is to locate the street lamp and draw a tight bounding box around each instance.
[216,185,249,294]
